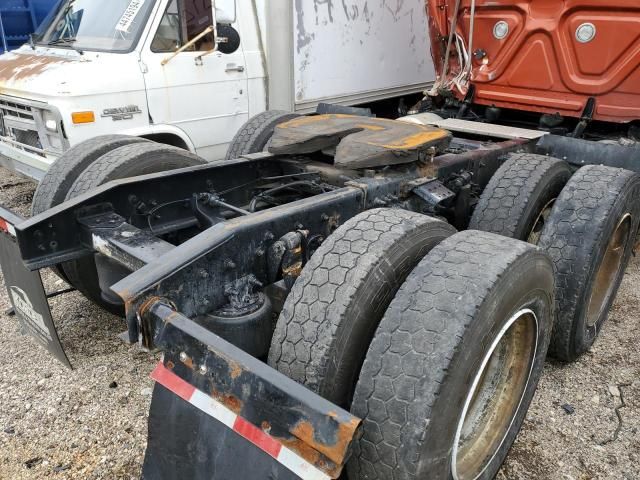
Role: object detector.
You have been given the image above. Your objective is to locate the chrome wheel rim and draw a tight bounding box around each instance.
[586,213,632,328]
[527,198,556,245]
[451,309,539,480]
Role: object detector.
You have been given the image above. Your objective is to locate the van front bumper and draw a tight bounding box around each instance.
[0,136,57,181]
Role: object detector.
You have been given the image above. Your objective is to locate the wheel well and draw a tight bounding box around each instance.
[140,133,190,151]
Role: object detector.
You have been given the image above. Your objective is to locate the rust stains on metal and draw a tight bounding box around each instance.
[290,417,361,466]
[165,310,183,325]
[124,299,135,319]
[282,261,303,278]
[0,53,72,83]
[417,160,438,179]
[278,433,323,467]
[222,395,242,414]
[228,359,243,380]
[206,351,246,380]
[270,113,452,169]
[377,130,450,150]
[212,390,243,414]
[356,123,385,131]
[181,356,194,370]
[324,213,341,233]
[138,296,165,320]
[261,421,271,433]
[277,113,354,129]
[275,415,362,478]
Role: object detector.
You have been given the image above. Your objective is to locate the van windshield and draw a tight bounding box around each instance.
[34,0,156,52]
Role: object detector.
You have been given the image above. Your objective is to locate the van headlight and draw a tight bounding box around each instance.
[43,111,58,132]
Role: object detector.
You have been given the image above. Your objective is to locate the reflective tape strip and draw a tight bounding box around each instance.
[151,361,195,401]
[151,363,332,480]
[0,217,16,237]
[233,415,282,459]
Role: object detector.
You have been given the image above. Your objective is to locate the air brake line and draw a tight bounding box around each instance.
[440,0,462,82]
[438,0,477,94]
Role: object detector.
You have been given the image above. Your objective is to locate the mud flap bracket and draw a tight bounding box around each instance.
[141,300,362,479]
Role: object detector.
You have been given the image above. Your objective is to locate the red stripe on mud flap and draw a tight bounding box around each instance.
[233,415,283,459]
[0,217,13,236]
[151,363,196,402]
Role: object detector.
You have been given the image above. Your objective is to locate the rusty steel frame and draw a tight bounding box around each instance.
[9,140,523,347]
[0,132,544,479]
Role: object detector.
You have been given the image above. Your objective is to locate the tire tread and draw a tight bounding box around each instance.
[349,231,548,480]
[539,165,640,360]
[32,135,147,215]
[66,143,203,199]
[225,110,298,160]
[268,209,454,400]
[469,153,571,239]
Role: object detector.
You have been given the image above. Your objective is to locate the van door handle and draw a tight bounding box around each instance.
[225,65,245,73]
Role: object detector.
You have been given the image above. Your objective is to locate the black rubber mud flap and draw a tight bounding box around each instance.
[142,383,301,480]
[0,208,71,369]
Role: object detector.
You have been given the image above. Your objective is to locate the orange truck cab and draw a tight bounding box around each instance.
[426,0,640,135]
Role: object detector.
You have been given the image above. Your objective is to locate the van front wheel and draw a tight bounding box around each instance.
[61,143,206,315]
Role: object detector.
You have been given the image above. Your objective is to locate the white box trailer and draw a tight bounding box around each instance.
[265,0,435,113]
[0,0,434,180]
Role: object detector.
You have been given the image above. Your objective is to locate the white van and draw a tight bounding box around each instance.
[0,0,435,180]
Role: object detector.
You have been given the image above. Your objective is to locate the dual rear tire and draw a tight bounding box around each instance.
[539,166,640,361]
[269,209,555,479]
[350,231,553,480]
[468,153,571,244]
[471,154,640,361]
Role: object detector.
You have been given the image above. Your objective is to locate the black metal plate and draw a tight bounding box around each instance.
[0,223,71,369]
[270,114,452,169]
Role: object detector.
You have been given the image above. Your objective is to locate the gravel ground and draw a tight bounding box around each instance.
[0,166,638,479]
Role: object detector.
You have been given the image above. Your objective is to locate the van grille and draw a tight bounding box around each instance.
[0,97,65,156]
[0,98,40,153]
[15,130,42,149]
[0,99,36,123]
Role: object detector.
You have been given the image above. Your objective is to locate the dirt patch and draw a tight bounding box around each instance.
[0,166,638,479]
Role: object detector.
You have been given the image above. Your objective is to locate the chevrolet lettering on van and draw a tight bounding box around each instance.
[101,105,143,121]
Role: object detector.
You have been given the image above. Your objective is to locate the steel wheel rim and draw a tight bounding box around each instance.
[586,213,632,328]
[527,198,556,245]
[451,309,539,480]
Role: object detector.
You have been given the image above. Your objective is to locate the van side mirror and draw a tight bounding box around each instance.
[213,0,236,24]
[190,0,239,64]
[210,0,239,56]
[216,24,240,55]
